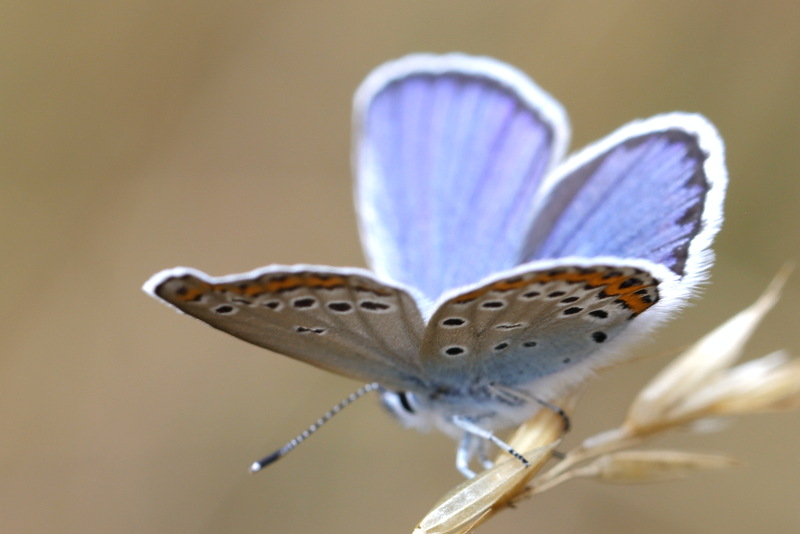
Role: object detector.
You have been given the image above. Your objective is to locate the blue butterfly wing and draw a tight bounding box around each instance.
[418,116,727,395]
[354,53,569,303]
[523,114,727,290]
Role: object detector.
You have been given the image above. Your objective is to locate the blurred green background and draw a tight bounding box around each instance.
[2,1,799,533]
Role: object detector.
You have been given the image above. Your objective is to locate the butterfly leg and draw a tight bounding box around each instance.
[455,432,480,478]
[477,439,495,470]
[452,416,530,474]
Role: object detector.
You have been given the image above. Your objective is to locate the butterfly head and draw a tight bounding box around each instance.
[378,388,439,432]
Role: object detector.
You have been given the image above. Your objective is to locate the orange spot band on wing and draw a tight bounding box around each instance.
[453,268,658,315]
[211,274,351,296]
[170,272,395,302]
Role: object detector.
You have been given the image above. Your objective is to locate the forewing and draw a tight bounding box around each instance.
[144,265,426,391]
[354,53,569,302]
[524,114,726,298]
[420,261,663,388]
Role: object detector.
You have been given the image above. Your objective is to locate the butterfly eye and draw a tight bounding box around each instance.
[398,391,416,414]
[379,390,428,430]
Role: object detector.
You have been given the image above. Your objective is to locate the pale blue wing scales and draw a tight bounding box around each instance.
[419,261,664,389]
[524,114,726,295]
[143,265,426,392]
[354,54,569,302]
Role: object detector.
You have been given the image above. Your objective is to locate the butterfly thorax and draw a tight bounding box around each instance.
[378,382,543,439]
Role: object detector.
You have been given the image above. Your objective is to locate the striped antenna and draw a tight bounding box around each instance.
[250,382,380,473]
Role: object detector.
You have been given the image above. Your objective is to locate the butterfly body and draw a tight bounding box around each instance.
[144,53,727,477]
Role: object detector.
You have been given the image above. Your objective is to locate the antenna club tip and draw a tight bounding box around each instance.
[250,461,263,473]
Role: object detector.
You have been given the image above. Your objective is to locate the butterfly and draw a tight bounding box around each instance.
[143,53,727,478]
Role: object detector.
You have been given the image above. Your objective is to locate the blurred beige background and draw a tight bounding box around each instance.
[2,1,799,533]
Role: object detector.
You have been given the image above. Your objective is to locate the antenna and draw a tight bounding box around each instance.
[250,382,380,473]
